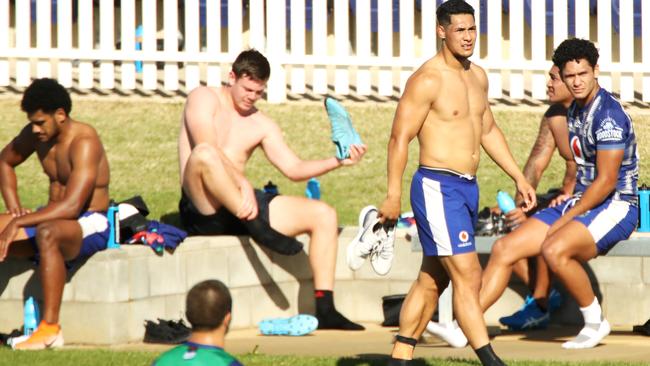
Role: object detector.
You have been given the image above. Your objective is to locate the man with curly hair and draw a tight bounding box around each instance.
[478,38,639,349]
[0,78,112,350]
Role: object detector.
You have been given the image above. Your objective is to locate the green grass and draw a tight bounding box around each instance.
[0,98,648,225]
[0,349,647,366]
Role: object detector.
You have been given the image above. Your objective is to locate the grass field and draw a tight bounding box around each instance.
[0,348,648,366]
[0,97,648,226]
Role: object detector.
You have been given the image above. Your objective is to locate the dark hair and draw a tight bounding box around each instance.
[231,49,270,81]
[21,78,72,116]
[186,280,232,332]
[552,38,599,71]
[436,0,475,26]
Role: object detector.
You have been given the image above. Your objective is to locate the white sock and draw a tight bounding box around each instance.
[425,320,468,348]
[580,297,602,324]
[562,298,610,349]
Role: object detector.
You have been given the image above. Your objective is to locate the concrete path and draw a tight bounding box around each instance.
[221,323,650,363]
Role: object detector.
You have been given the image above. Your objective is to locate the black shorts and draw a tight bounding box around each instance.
[179,189,278,236]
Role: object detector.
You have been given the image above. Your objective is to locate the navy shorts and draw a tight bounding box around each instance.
[410,167,479,256]
[533,195,639,254]
[24,211,110,260]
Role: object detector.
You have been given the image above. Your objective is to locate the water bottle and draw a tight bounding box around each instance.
[106,204,121,249]
[639,184,650,232]
[496,190,516,214]
[23,297,39,336]
[263,181,279,195]
[305,178,321,200]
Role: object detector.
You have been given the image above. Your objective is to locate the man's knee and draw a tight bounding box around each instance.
[490,237,516,265]
[35,223,60,252]
[189,143,221,168]
[541,241,565,271]
[312,201,337,226]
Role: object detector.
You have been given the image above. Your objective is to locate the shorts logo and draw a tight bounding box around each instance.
[458,231,469,242]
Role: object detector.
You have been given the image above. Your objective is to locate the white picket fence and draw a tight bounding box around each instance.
[0,0,648,103]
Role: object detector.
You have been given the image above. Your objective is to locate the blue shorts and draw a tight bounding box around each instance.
[24,211,110,260]
[533,195,639,254]
[410,167,478,256]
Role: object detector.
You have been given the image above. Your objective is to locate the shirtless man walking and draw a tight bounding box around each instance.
[378,1,535,364]
[178,49,366,330]
[0,78,111,350]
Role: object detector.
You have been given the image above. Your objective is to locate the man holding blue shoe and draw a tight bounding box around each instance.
[178,49,367,331]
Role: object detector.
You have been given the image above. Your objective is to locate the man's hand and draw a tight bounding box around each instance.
[6,207,31,217]
[504,207,527,228]
[549,193,571,207]
[236,179,258,221]
[516,179,537,212]
[338,144,367,166]
[378,196,401,224]
[0,219,19,262]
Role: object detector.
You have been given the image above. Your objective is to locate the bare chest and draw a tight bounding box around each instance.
[37,142,71,183]
[434,72,486,121]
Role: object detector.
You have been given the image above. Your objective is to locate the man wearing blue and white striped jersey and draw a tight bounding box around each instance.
[479,38,639,350]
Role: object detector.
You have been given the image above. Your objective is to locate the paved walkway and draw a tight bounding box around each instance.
[220,323,650,363]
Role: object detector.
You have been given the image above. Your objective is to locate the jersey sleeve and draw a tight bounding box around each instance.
[593,107,629,151]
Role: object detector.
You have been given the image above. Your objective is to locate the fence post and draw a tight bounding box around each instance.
[312,0,328,95]
[399,0,414,96]
[597,0,613,92]
[185,0,200,92]
[619,0,634,102]
[377,0,393,97]
[266,0,286,103]
[36,0,52,78]
[206,0,222,87]
[163,0,179,91]
[290,0,306,94]
[120,0,136,90]
[100,0,115,89]
[508,0,524,99]
[355,0,371,96]
[487,0,502,98]
[643,0,650,102]
[15,1,30,86]
[334,0,349,95]
[0,0,9,86]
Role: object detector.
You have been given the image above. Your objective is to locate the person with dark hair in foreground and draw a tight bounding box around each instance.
[178,49,366,330]
[153,280,243,366]
[377,1,535,365]
[0,78,111,350]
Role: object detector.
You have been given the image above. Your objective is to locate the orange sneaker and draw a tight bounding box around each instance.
[13,321,64,350]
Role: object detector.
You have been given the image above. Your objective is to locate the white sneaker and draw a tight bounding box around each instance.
[346,205,380,270]
[370,222,395,276]
[425,320,468,348]
[562,319,611,349]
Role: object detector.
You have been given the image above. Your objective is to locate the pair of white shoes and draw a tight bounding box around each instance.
[346,205,396,276]
[425,318,611,349]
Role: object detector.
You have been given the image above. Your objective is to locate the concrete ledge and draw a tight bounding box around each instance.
[1,228,650,344]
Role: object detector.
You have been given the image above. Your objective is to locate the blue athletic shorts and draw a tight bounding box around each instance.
[533,195,639,254]
[24,211,110,260]
[410,167,479,256]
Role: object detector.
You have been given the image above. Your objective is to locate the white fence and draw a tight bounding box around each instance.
[1,0,649,103]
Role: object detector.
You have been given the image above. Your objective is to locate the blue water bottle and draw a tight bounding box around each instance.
[496,190,516,214]
[106,204,120,249]
[305,178,321,200]
[23,297,39,336]
[639,184,650,232]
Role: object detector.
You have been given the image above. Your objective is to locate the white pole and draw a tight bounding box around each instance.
[99,0,115,89]
[120,0,136,90]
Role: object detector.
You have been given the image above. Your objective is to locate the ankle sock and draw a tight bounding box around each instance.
[315,290,365,330]
[36,320,60,334]
[475,343,506,366]
[580,297,602,323]
[242,218,303,255]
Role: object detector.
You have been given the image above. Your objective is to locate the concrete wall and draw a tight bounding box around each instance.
[1,228,649,344]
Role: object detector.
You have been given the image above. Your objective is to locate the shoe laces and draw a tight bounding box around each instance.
[369,225,393,260]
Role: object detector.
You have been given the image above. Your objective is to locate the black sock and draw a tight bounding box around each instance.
[387,358,413,366]
[242,217,303,255]
[315,290,365,330]
[475,344,506,366]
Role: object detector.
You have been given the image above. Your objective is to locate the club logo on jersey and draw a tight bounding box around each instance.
[458,231,469,242]
[595,117,624,142]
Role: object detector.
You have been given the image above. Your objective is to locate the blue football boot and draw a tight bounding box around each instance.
[324,97,363,160]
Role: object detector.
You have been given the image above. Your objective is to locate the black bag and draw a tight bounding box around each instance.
[381,294,406,327]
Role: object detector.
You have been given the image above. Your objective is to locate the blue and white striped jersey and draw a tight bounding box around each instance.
[567,88,639,203]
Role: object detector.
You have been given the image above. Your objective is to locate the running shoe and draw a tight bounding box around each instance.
[324,97,363,160]
[347,205,381,270]
[258,314,319,336]
[562,319,611,349]
[370,222,396,276]
[13,321,64,350]
[500,296,549,330]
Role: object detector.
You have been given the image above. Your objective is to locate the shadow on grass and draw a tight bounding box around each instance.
[335,354,431,366]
